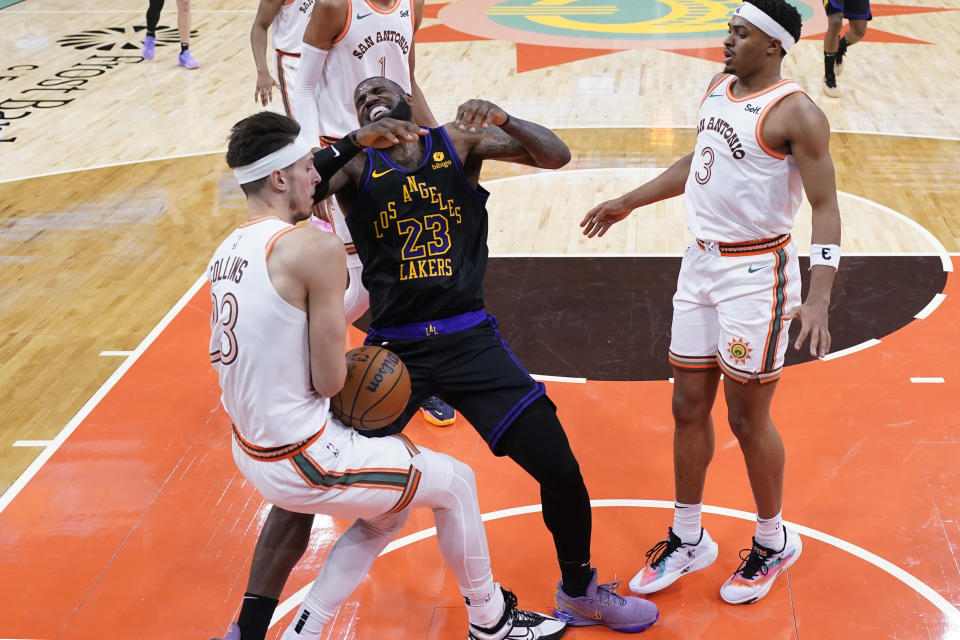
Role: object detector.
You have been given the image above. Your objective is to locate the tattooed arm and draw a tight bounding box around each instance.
[445,99,571,184]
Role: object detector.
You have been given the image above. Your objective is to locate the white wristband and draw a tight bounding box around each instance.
[810,243,841,270]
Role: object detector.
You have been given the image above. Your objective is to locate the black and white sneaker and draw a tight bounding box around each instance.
[835,37,849,76]
[468,588,567,640]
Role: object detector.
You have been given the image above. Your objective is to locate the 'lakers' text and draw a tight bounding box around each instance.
[374,175,462,282]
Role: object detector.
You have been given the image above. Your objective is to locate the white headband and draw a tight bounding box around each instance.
[733,3,796,52]
[233,135,313,185]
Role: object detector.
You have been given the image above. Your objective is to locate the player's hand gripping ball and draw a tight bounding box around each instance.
[331,346,411,431]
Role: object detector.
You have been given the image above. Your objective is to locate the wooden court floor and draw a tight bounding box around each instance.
[2,0,960,638]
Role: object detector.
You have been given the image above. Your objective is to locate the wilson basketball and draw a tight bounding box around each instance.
[330,346,411,431]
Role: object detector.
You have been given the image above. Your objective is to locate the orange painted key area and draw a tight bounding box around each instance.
[1,261,958,639]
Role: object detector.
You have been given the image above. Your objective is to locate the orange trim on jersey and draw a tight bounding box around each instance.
[275,48,301,58]
[333,0,353,44]
[363,0,402,14]
[410,0,417,32]
[240,215,281,229]
[725,78,793,103]
[700,74,731,107]
[319,135,342,147]
[281,0,296,6]
[755,89,805,160]
[232,423,326,461]
[265,226,298,260]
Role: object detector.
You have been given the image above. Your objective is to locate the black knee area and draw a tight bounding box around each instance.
[497,395,584,492]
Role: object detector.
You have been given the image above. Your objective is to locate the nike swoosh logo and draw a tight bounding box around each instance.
[331,145,340,157]
[708,93,723,98]
[371,168,395,178]
[357,12,372,18]
[747,265,769,273]
[555,597,602,621]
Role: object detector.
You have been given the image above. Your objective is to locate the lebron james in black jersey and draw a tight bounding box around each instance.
[240,76,661,636]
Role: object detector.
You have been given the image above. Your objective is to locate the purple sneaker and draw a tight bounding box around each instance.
[210,623,240,640]
[178,49,199,69]
[553,569,659,632]
[141,34,155,60]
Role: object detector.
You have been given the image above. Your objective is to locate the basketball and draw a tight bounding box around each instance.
[330,346,411,431]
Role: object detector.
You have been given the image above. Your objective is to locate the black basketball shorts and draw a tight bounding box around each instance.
[824,0,872,20]
[362,314,546,454]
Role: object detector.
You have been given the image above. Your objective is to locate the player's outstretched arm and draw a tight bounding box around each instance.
[409,0,439,128]
[292,0,349,142]
[453,99,570,169]
[581,153,693,238]
[781,96,841,357]
[312,118,428,200]
[251,0,283,106]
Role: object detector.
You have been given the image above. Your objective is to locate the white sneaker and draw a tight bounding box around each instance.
[720,526,802,604]
[468,588,566,640]
[629,527,719,594]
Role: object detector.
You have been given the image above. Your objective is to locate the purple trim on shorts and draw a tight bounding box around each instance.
[370,309,487,340]
[825,0,872,19]
[487,381,546,450]
[485,314,546,449]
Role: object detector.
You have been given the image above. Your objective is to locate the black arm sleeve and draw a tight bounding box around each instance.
[312,134,363,202]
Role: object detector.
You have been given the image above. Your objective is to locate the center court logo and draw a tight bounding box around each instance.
[57,25,198,52]
[486,0,813,42]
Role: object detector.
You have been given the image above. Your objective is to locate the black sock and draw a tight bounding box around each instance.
[824,52,836,80]
[146,29,156,37]
[840,35,850,48]
[559,559,593,597]
[236,593,279,640]
[181,42,189,53]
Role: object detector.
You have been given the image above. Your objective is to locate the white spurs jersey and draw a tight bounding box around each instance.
[208,217,328,448]
[316,0,415,140]
[272,0,315,54]
[684,74,808,241]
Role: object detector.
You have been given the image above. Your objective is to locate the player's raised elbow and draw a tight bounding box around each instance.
[540,145,571,170]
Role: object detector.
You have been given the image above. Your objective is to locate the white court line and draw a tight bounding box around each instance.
[5,127,960,184]
[99,350,134,357]
[0,150,223,185]
[531,374,586,384]
[911,377,945,384]
[916,294,947,320]
[270,500,960,629]
[0,274,207,515]
[822,339,881,361]
[12,441,53,448]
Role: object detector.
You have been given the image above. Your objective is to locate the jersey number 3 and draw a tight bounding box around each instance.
[695,146,715,185]
[210,291,239,365]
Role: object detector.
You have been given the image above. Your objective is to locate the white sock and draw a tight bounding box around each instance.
[465,582,505,629]
[279,603,331,640]
[672,502,703,544]
[755,511,784,550]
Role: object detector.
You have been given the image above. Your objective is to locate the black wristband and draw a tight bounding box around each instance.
[347,130,363,149]
[311,137,363,202]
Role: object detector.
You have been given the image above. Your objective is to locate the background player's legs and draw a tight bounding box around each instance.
[280,450,520,640]
[844,18,868,45]
[141,0,164,59]
[175,0,198,68]
[823,6,845,95]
